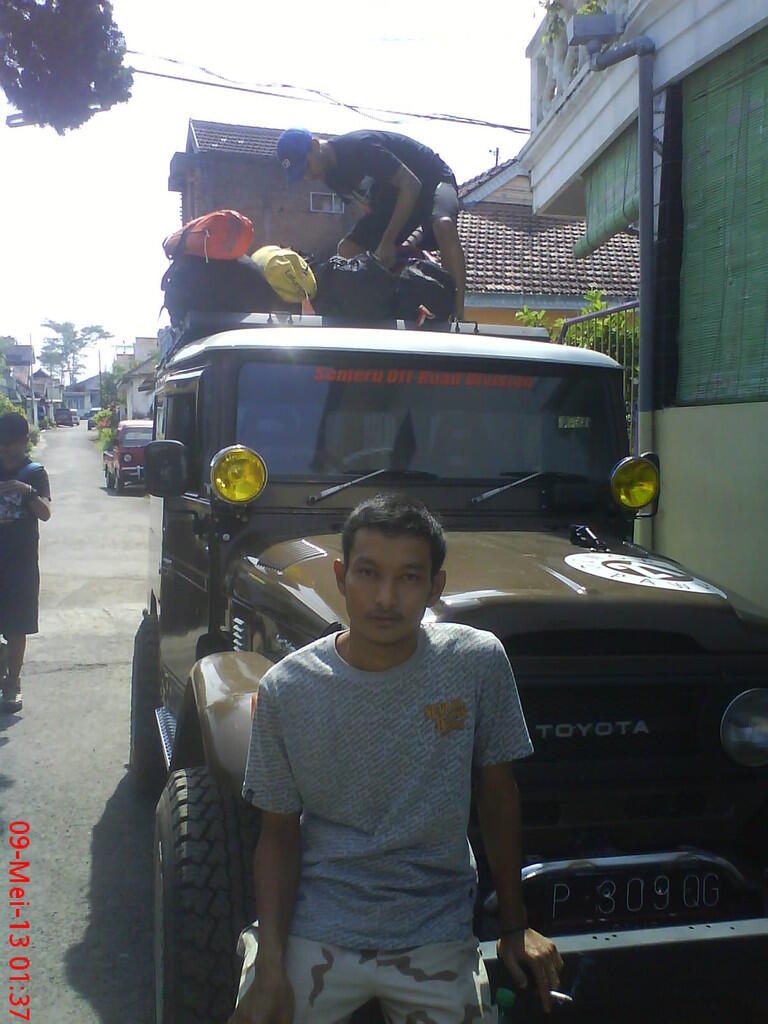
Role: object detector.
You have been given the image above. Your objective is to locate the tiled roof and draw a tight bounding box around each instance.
[3,345,34,365]
[459,158,519,198]
[67,373,102,391]
[190,120,284,157]
[189,120,336,158]
[459,202,638,298]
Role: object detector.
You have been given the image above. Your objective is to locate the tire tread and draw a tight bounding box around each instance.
[156,767,259,1024]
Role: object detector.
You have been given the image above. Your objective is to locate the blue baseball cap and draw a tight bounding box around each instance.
[277,128,313,183]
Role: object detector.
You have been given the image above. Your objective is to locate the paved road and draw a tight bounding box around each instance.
[1,424,154,1024]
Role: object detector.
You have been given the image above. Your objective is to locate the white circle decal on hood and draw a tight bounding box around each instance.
[563,553,727,597]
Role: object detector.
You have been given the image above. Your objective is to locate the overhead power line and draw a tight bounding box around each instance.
[126,52,530,134]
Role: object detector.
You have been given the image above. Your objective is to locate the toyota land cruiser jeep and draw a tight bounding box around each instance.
[131,311,768,1024]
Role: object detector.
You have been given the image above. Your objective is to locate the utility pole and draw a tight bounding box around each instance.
[99,349,103,408]
[29,332,38,428]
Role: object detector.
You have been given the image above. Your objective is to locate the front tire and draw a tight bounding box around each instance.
[129,614,165,796]
[154,767,260,1024]
[116,471,125,492]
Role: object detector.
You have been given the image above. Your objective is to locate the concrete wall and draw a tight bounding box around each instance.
[653,402,768,611]
[466,305,576,331]
[134,337,158,363]
[520,0,768,214]
[463,172,534,207]
[126,379,152,420]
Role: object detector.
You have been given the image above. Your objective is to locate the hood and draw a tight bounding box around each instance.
[230,531,768,653]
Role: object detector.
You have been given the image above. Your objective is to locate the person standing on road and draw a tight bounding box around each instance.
[277,128,466,319]
[229,494,562,1024]
[0,412,51,712]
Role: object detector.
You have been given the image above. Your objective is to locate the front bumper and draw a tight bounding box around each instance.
[481,848,768,1011]
[482,915,768,958]
[119,465,144,483]
[484,924,768,1018]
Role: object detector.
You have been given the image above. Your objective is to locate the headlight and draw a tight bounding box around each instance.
[210,446,267,504]
[720,689,768,767]
[610,456,659,510]
[122,453,132,464]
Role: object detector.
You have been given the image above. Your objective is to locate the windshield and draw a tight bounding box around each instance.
[236,358,625,484]
[121,429,152,447]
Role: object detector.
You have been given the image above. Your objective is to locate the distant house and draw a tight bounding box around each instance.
[168,120,358,259]
[134,336,159,363]
[0,365,13,402]
[458,159,638,325]
[4,344,35,389]
[32,368,64,423]
[1,365,30,410]
[65,374,102,414]
[3,344,36,422]
[113,353,133,371]
[168,119,638,326]
[117,356,156,420]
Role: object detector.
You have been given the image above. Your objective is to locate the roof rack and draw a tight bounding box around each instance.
[158,311,550,368]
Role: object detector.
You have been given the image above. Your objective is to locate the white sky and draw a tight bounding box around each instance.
[0,0,543,379]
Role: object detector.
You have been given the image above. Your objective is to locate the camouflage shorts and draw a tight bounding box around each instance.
[236,927,495,1024]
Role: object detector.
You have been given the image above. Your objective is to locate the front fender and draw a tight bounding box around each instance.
[186,651,275,795]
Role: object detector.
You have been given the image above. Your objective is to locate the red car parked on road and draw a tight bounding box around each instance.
[103,419,153,492]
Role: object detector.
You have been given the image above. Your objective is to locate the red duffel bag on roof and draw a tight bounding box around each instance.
[163,209,255,260]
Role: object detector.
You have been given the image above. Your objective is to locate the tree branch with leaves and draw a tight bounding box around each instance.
[0,0,133,133]
[40,319,111,384]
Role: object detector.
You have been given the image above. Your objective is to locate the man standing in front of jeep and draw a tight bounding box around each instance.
[229,494,563,1024]
[276,128,466,320]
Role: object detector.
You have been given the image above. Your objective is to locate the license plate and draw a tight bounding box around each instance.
[527,867,758,932]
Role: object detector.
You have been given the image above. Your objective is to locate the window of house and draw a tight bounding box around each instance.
[310,192,345,214]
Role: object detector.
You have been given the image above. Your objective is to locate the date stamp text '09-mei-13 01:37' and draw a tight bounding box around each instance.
[7,821,31,1023]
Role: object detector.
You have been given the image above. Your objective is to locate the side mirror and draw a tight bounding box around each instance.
[144,440,190,498]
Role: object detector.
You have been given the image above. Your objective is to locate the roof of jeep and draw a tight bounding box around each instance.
[167,326,620,370]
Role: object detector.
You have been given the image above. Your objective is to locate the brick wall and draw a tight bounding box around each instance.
[174,153,361,261]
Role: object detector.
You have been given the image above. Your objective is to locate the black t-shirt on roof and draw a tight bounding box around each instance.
[324,131,456,210]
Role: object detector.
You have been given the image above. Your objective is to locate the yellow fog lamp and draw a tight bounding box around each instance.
[610,456,659,511]
[210,446,268,505]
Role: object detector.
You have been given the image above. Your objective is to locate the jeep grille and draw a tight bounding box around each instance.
[516,682,706,760]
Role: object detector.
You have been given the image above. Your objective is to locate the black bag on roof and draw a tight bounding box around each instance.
[312,253,397,321]
[161,254,300,326]
[394,260,455,323]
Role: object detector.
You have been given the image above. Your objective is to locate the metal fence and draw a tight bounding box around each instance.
[556,300,640,451]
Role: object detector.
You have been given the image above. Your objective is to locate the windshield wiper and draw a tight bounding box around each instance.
[307,468,438,506]
[470,471,596,506]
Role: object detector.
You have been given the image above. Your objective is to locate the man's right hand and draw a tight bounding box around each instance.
[225,967,294,1024]
[0,480,27,496]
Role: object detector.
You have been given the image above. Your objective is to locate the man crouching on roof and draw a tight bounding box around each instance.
[277,129,466,320]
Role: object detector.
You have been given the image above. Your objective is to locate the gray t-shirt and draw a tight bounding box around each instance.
[242,622,533,949]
